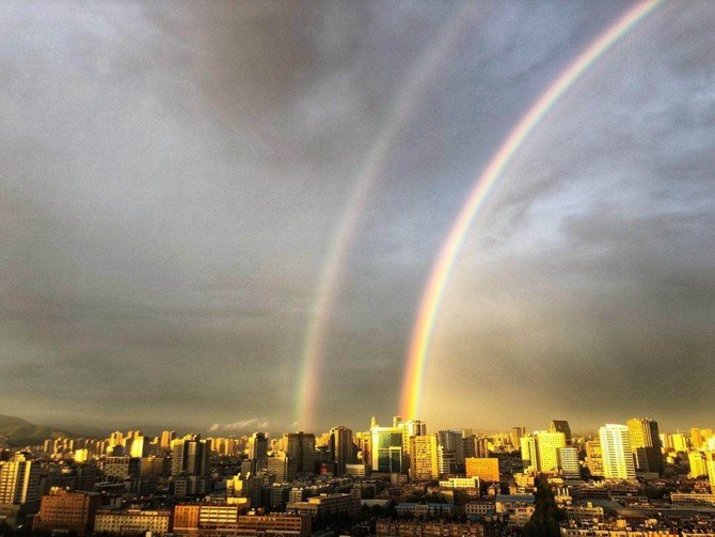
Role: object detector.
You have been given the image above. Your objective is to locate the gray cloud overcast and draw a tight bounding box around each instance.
[0,1,712,434]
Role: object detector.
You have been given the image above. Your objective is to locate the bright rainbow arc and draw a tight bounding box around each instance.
[399,0,662,420]
[294,4,483,431]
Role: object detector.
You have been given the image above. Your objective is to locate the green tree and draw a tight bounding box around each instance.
[522,477,566,537]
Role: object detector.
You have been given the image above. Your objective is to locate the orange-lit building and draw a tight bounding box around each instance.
[33,488,101,536]
[465,457,500,482]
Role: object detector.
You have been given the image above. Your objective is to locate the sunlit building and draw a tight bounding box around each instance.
[599,424,635,481]
[465,457,499,482]
[0,454,41,505]
[535,430,566,473]
[627,417,663,474]
[409,435,439,480]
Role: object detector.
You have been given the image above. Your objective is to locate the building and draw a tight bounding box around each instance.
[370,425,403,474]
[267,453,289,483]
[172,435,210,477]
[437,430,465,473]
[394,503,456,519]
[0,454,41,505]
[627,418,663,474]
[93,508,172,534]
[671,433,688,453]
[395,418,427,473]
[33,488,101,536]
[466,457,500,482]
[707,452,715,494]
[376,519,484,537]
[550,420,573,445]
[688,451,707,478]
[236,513,311,537]
[103,456,141,480]
[329,426,354,476]
[557,447,581,478]
[410,435,439,481]
[495,494,536,528]
[248,433,269,474]
[599,424,636,481]
[585,440,603,477]
[439,477,480,489]
[287,492,358,519]
[520,436,538,473]
[536,431,567,473]
[285,432,316,478]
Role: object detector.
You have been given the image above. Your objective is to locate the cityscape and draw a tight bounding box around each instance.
[1,1,714,537]
[0,415,714,536]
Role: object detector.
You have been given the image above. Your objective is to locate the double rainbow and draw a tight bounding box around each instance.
[399,0,662,420]
[294,4,482,430]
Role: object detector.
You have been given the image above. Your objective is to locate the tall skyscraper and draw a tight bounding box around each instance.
[437,430,464,474]
[370,424,403,474]
[0,454,41,505]
[599,424,636,481]
[520,435,538,473]
[329,426,354,476]
[409,435,439,480]
[626,417,663,474]
[285,432,316,477]
[248,432,269,474]
[171,436,209,477]
[160,430,176,452]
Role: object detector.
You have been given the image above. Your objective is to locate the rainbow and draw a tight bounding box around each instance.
[294,4,484,431]
[399,0,662,420]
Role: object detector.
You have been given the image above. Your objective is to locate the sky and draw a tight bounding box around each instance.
[0,1,713,436]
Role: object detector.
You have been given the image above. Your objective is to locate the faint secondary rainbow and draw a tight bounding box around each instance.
[295,4,484,431]
[400,0,662,420]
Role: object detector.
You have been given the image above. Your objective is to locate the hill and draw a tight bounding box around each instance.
[0,413,70,447]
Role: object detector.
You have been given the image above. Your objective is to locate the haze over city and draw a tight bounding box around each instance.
[1,1,713,435]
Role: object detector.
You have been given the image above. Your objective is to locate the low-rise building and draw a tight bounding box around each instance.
[93,508,172,534]
[33,488,102,536]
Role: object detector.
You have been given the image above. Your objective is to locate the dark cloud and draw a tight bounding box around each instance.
[0,1,711,434]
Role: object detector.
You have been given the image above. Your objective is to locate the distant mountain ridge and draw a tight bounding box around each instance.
[0,413,71,447]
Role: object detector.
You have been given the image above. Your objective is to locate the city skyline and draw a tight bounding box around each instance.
[1,1,713,432]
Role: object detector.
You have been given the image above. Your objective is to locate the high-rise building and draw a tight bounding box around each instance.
[535,431,566,473]
[267,453,289,483]
[329,426,354,476]
[437,430,464,474]
[707,452,715,494]
[409,435,439,480]
[550,421,572,445]
[511,427,526,451]
[370,425,403,474]
[248,433,269,474]
[159,430,176,452]
[585,440,603,477]
[520,436,538,473]
[557,447,580,478]
[0,454,41,505]
[671,433,688,453]
[626,418,663,474]
[172,436,210,477]
[285,432,316,477]
[688,451,707,478]
[599,424,636,481]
